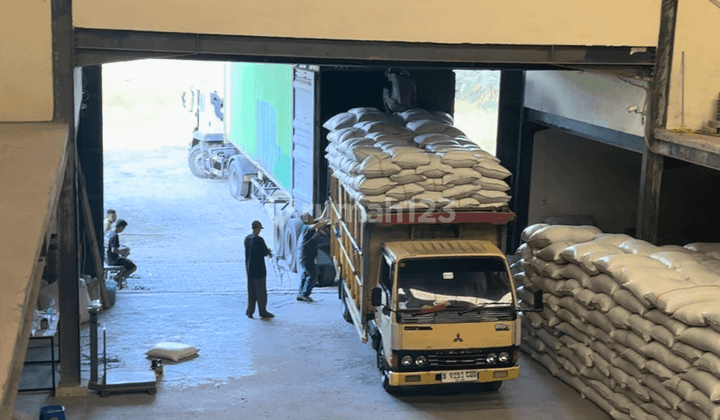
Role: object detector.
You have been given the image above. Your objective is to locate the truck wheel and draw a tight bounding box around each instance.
[377,343,398,394]
[342,297,353,324]
[188,145,210,178]
[228,157,254,199]
[283,218,304,272]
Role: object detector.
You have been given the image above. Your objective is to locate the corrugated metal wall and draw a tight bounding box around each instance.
[226,63,293,192]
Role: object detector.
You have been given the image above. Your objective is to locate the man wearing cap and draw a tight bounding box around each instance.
[244,220,274,318]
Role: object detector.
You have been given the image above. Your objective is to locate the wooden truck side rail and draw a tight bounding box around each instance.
[328,176,516,343]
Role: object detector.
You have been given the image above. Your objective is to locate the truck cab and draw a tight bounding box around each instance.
[370,240,521,391]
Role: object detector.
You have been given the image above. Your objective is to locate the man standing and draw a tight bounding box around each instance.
[244,220,274,318]
[103,209,117,233]
[297,212,328,302]
[105,219,137,289]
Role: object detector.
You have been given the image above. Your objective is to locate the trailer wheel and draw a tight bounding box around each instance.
[188,145,210,178]
[228,157,254,199]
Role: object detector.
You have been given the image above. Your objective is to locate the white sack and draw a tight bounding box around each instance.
[414,133,452,147]
[534,241,572,264]
[521,224,549,243]
[685,243,720,255]
[347,146,385,162]
[473,160,512,180]
[351,176,397,195]
[323,112,358,130]
[472,190,511,204]
[443,168,482,185]
[389,147,432,169]
[397,108,434,122]
[438,150,479,168]
[406,119,451,134]
[618,239,661,256]
[656,287,720,314]
[416,178,449,192]
[678,328,720,358]
[530,225,603,249]
[431,110,453,124]
[442,185,476,199]
[389,169,426,184]
[327,127,365,143]
[447,197,483,209]
[473,177,511,192]
[673,301,720,326]
[415,155,454,178]
[560,242,624,275]
[356,154,401,177]
[385,183,425,200]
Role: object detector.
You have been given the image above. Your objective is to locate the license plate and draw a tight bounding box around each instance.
[440,370,478,383]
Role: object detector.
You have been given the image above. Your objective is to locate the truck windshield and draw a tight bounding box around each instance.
[396,257,513,311]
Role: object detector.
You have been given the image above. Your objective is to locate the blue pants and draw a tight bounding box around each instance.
[298,259,316,298]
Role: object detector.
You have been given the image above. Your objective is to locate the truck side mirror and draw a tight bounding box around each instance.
[533,289,544,311]
[371,287,383,307]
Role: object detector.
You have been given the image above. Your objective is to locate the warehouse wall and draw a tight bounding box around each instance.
[666,2,720,130]
[0,1,53,122]
[524,71,647,138]
[73,1,661,47]
[527,129,642,234]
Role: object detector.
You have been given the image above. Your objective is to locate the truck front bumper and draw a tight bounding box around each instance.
[388,365,519,386]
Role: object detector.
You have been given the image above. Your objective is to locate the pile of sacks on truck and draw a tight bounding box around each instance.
[324,107,511,210]
[513,224,720,420]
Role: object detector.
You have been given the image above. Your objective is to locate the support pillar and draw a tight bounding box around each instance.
[637,0,678,243]
[78,66,104,276]
[53,0,86,396]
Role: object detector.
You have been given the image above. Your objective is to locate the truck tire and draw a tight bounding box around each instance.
[228,156,255,199]
[273,211,292,257]
[188,145,210,178]
[342,295,353,324]
[283,217,304,273]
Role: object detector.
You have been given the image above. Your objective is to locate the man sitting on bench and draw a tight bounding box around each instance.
[105,219,136,289]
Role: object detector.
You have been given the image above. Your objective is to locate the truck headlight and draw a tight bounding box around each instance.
[401,355,414,367]
[486,353,498,364]
[498,352,510,363]
[414,355,428,367]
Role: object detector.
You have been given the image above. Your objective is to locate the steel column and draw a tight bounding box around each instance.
[637,0,678,243]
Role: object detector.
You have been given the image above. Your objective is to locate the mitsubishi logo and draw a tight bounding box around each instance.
[453,333,463,342]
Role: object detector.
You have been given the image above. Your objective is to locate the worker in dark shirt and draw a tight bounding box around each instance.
[297,212,328,302]
[244,220,274,318]
[105,219,136,289]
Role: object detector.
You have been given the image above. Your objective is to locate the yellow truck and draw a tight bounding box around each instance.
[329,178,543,392]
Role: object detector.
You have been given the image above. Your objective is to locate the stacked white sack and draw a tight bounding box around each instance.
[323,107,512,210]
[515,224,720,420]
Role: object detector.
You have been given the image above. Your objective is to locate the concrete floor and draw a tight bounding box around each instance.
[14,146,611,419]
[15,289,610,420]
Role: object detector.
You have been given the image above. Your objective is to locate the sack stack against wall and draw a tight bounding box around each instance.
[323,107,512,210]
[515,224,720,420]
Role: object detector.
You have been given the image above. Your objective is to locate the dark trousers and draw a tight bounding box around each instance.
[246,276,268,316]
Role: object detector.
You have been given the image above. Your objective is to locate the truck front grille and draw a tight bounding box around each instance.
[427,350,487,368]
